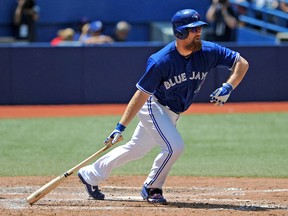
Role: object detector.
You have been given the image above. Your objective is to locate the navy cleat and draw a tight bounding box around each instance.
[78,171,105,200]
[141,186,167,204]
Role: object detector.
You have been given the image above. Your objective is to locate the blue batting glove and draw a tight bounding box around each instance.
[210,83,234,106]
[105,122,126,144]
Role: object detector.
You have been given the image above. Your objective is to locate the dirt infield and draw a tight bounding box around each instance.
[0,102,287,215]
[0,102,288,118]
[1,176,287,216]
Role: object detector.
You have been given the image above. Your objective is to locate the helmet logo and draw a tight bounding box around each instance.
[192,13,200,21]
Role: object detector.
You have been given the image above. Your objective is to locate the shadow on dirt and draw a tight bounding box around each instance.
[34,198,288,212]
[167,201,287,211]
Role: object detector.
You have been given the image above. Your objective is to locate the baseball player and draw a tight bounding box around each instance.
[78,9,249,204]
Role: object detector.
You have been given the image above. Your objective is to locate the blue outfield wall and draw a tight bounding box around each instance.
[0,43,287,105]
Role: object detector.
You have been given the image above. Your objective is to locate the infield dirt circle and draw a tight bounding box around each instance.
[0,102,287,216]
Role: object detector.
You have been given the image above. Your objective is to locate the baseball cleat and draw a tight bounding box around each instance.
[78,171,105,200]
[141,186,167,204]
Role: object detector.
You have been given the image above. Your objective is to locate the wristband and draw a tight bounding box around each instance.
[116,122,126,132]
[222,83,234,93]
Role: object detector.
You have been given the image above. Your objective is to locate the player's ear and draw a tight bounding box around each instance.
[175,28,189,40]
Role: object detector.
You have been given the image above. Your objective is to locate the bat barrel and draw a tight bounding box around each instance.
[26,138,122,205]
[26,175,65,205]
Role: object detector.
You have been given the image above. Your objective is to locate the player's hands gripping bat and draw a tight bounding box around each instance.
[105,122,126,145]
[210,83,234,106]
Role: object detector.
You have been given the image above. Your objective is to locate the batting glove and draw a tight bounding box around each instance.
[210,83,234,106]
[105,122,126,145]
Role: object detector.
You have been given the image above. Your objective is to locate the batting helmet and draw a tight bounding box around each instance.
[172,9,207,40]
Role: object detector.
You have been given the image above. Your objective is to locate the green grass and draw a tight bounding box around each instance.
[0,113,287,178]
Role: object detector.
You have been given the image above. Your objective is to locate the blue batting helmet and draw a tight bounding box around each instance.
[172,9,207,40]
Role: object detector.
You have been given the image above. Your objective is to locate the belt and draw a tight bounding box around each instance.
[153,96,182,115]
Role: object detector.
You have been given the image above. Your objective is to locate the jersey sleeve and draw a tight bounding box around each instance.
[136,57,163,94]
[213,43,240,71]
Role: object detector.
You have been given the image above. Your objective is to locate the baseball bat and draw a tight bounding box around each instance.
[26,137,122,205]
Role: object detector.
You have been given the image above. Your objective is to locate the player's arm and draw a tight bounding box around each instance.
[105,57,159,144]
[119,90,150,126]
[105,90,150,144]
[210,56,249,106]
[226,56,249,89]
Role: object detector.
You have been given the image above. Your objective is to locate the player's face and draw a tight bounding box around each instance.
[184,26,203,51]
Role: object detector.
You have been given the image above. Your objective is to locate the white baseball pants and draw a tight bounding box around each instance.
[79,96,185,189]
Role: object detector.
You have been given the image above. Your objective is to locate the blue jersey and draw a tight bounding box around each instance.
[136,40,240,113]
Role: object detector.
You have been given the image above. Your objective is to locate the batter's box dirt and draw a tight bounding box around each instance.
[0,176,287,216]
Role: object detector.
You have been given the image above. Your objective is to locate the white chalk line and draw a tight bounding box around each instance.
[1,186,287,211]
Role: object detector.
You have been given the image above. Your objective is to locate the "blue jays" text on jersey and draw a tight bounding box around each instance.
[136,40,240,113]
[163,71,208,90]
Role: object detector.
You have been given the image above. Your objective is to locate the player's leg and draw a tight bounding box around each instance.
[139,96,185,203]
[79,121,156,186]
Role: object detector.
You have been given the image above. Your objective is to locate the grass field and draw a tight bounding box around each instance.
[0,113,287,178]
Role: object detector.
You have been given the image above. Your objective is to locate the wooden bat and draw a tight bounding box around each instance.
[26,137,122,205]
